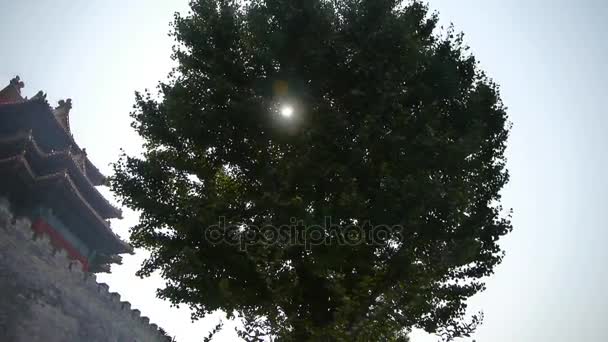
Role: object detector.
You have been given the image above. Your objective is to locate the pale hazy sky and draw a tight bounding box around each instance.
[1,1,607,341]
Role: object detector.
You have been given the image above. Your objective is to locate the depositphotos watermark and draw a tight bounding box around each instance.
[204,217,404,251]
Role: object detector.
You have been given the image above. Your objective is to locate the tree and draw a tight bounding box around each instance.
[111,0,511,340]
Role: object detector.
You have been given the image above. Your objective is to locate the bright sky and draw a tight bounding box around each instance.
[1,1,607,341]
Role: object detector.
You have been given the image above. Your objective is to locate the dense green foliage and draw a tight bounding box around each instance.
[112,0,511,340]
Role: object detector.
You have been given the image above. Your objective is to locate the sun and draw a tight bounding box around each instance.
[280,105,294,118]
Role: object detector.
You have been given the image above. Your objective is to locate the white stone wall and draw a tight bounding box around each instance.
[0,199,170,342]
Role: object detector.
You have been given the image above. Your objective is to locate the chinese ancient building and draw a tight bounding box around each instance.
[0,76,170,342]
[0,76,130,273]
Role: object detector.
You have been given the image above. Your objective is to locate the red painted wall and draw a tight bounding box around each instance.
[31,219,89,271]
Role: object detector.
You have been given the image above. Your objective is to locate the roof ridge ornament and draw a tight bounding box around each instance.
[30,90,47,103]
[0,76,25,104]
[54,98,72,132]
[72,147,87,174]
[10,76,24,90]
